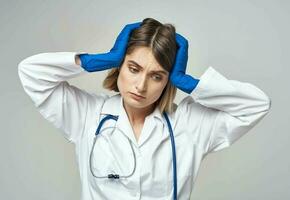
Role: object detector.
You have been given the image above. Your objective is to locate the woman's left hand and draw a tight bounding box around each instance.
[169,33,199,94]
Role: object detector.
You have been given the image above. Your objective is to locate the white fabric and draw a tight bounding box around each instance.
[18,52,271,200]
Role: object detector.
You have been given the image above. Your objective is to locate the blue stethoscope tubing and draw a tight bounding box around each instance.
[90,112,178,200]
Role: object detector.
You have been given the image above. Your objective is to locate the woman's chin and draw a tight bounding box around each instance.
[123,96,150,110]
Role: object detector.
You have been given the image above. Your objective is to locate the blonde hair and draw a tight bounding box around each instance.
[103,18,177,114]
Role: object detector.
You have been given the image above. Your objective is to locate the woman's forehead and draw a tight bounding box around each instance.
[125,47,164,71]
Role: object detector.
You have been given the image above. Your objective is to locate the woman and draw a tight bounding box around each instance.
[18,18,271,200]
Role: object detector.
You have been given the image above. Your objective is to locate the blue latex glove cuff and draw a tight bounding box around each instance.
[79,53,122,72]
[170,72,199,94]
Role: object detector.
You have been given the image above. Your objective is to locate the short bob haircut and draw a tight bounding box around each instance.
[103,17,178,114]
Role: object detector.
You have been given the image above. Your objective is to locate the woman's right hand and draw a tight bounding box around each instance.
[79,22,142,72]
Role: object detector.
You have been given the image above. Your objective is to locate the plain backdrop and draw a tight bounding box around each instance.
[1,0,289,199]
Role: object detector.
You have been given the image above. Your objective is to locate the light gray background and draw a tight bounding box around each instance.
[1,0,288,199]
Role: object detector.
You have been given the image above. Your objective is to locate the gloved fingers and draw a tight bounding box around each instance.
[121,22,142,38]
[171,33,189,73]
[111,21,142,51]
[175,33,188,50]
[79,21,142,72]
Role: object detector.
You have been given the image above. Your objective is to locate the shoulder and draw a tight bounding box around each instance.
[175,95,207,115]
[171,95,220,127]
[82,92,114,135]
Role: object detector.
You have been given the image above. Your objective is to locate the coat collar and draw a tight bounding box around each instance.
[101,93,164,123]
[100,93,166,147]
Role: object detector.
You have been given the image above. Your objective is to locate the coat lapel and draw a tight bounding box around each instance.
[100,93,166,147]
[100,94,137,146]
[138,107,163,147]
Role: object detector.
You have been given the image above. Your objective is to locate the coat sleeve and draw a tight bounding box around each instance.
[18,52,107,144]
[178,66,271,154]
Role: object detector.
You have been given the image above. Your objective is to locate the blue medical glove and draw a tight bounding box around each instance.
[79,22,142,72]
[170,33,200,94]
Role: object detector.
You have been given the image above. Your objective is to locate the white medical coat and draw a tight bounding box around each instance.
[18,52,271,200]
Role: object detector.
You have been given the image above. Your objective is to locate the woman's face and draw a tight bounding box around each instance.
[117,46,169,110]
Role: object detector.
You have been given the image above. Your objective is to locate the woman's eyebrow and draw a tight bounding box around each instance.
[128,60,168,75]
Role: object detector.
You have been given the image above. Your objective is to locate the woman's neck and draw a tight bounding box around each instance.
[123,100,155,125]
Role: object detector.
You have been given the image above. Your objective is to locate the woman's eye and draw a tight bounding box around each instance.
[152,74,162,81]
[129,67,138,73]
[128,66,162,81]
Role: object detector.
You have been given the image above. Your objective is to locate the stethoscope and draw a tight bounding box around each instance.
[89,112,178,200]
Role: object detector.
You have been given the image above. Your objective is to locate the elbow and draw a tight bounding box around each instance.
[256,88,272,114]
[18,56,35,90]
[18,60,25,80]
[18,53,40,72]
[18,59,29,83]
[18,54,38,79]
[266,96,272,112]
[253,95,271,123]
[262,94,272,114]
[239,95,272,125]
[18,56,30,75]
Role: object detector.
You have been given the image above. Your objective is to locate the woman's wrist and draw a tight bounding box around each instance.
[75,55,81,66]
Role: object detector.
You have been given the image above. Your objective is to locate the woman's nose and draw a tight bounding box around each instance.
[136,75,147,92]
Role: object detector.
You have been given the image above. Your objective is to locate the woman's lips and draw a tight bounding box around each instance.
[129,92,146,100]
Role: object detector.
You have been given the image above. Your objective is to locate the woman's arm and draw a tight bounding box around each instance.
[75,54,81,66]
[18,52,107,144]
[177,66,271,154]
